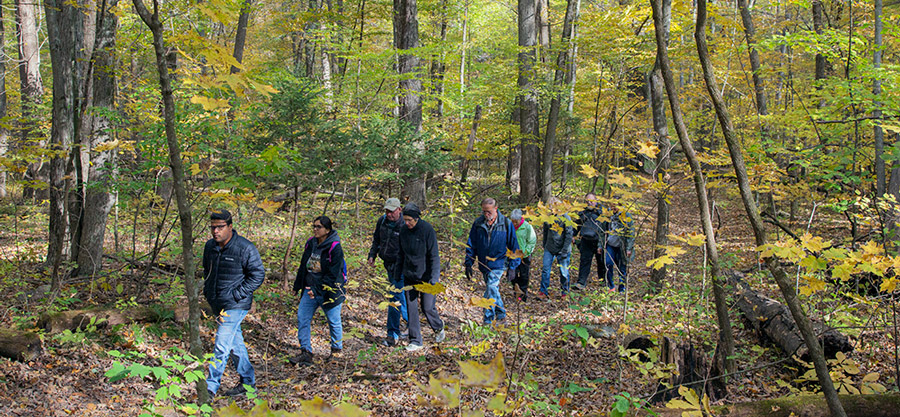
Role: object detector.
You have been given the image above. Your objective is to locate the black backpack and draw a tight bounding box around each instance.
[580,211,603,241]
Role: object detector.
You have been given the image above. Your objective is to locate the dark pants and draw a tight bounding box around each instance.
[576,239,605,287]
[605,245,627,291]
[511,256,531,296]
[406,279,444,344]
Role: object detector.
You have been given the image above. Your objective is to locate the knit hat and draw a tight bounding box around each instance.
[210,209,232,224]
[402,203,421,219]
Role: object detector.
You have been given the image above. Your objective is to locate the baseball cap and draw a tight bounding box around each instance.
[384,198,402,211]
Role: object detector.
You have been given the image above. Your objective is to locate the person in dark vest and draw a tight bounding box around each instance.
[395,203,445,351]
[367,198,409,346]
[572,193,607,291]
[291,216,345,365]
[465,198,521,324]
[537,197,574,299]
[202,209,265,398]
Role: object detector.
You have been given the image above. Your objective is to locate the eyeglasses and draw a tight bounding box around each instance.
[312,224,324,229]
[210,224,228,231]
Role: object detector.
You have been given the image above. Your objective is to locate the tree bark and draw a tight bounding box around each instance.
[518,0,540,203]
[812,0,828,109]
[737,0,767,116]
[460,105,482,183]
[0,6,7,199]
[430,0,448,119]
[45,0,85,294]
[16,0,44,200]
[75,0,120,278]
[694,0,846,414]
[648,0,671,292]
[541,0,579,202]
[651,0,733,374]
[874,0,884,196]
[0,328,42,361]
[535,0,550,63]
[231,0,252,74]
[131,0,206,402]
[394,0,425,207]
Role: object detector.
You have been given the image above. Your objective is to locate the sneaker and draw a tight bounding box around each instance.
[572,282,585,291]
[434,329,446,343]
[288,349,313,366]
[382,336,399,347]
[223,381,255,397]
[405,343,424,352]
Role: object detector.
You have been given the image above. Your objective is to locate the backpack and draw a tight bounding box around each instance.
[307,238,349,283]
[580,211,602,240]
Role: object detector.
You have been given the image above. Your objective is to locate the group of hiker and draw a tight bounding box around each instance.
[198,194,634,399]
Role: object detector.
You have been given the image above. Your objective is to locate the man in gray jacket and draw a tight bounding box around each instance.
[537,198,574,299]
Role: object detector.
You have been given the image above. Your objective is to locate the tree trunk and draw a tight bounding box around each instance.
[541,0,579,202]
[132,0,206,403]
[394,0,425,207]
[460,105,482,183]
[518,0,540,203]
[812,0,828,109]
[694,0,846,414]
[535,0,550,63]
[651,0,734,374]
[16,0,44,200]
[874,0,884,196]
[75,0,120,278]
[0,6,7,199]
[737,0,767,117]
[0,328,42,361]
[648,0,671,292]
[45,0,85,294]
[430,0,448,119]
[231,0,252,74]
[507,104,521,194]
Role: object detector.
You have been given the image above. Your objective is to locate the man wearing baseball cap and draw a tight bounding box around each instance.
[367,198,408,346]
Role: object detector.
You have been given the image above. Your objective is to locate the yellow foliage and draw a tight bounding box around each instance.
[458,352,505,389]
[637,139,660,159]
[800,233,830,252]
[579,164,600,178]
[467,297,497,309]
[190,95,231,111]
[257,199,284,214]
[414,282,447,295]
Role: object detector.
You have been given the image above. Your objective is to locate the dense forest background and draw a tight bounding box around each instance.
[0,0,899,415]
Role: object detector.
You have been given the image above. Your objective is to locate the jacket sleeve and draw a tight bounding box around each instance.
[562,216,575,252]
[427,226,441,283]
[293,241,311,293]
[573,210,583,238]
[325,243,345,287]
[524,223,537,256]
[395,233,406,281]
[234,243,266,302]
[367,216,382,260]
[541,223,549,248]
[464,226,475,268]
[507,220,521,270]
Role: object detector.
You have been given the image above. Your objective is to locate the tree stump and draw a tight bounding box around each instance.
[0,328,43,361]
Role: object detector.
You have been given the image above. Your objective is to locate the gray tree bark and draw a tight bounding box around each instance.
[131,0,207,403]
[536,0,550,63]
[737,0,767,116]
[874,0,885,196]
[0,6,7,199]
[648,0,671,292]
[394,0,425,207]
[518,0,541,203]
[694,0,846,414]
[460,105,482,183]
[74,0,120,278]
[541,0,579,202]
[231,0,252,74]
[16,0,44,200]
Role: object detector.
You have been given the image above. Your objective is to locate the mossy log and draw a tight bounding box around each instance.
[640,393,900,417]
[0,328,43,361]
[726,270,852,360]
[38,301,213,334]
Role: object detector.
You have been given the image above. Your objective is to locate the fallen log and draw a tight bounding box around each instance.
[726,270,852,360]
[39,301,213,335]
[0,328,42,361]
[644,393,900,417]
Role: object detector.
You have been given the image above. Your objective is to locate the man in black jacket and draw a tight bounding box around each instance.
[202,209,265,398]
[395,203,445,352]
[367,198,408,346]
[572,193,606,291]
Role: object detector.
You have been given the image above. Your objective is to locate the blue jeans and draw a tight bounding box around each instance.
[482,268,506,324]
[386,264,408,339]
[206,309,255,394]
[540,250,571,295]
[297,294,343,351]
[605,245,627,291]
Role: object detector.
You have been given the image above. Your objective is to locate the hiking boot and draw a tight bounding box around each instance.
[434,329,446,343]
[223,381,255,397]
[571,282,585,291]
[328,347,343,360]
[289,350,313,366]
[535,291,549,301]
[405,343,424,352]
[382,336,399,347]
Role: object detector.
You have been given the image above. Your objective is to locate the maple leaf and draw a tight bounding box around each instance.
[646,255,674,270]
[579,164,600,178]
[800,233,830,252]
[190,163,202,176]
[880,277,899,293]
[506,249,525,260]
[608,172,633,187]
[832,263,854,281]
[861,240,884,256]
[190,95,230,112]
[298,396,371,416]
[458,352,505,388]
[800,275,827,295]
[257,199,283,214]
[637,139,660,158]
[467,297,497,309]
[414,282,447,295]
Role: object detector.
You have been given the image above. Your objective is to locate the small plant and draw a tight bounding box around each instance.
[52,316,101,347]
[611,391,656,417]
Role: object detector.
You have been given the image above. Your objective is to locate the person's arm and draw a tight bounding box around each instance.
[367,216,382,266]
[524,223,537,256]
[507,220,521,270]
[427,226,441,283]
[464,226,475,268]
[293,241,311,294]
[325,243,346,287]
[234,243,266,302]
[395,231,407,282]
[562,216,574,252]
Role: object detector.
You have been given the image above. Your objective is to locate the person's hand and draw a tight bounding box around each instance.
[305,287,314,298]
[596,247,603,255]
[627,250,633,259]
[465,264,474,281]
[367,257,375,267]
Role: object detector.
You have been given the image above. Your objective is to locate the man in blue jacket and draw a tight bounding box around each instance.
[465,198,521,325]
[202,209,265,398]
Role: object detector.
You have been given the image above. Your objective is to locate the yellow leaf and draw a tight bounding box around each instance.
[190,95,231,111]
[190,163,202,176]
[257,199,283,214]
[458,352,505,388]
[608,172,633,187]
[800,233,830,252]
[579,164,600,178]
[506,249,525,259]
[467,297,497,309]
[861,240,884,256]
[637,139,660,158]
[880,277,898,293]
[414,282,447,295]
[862,372,881,383]
[647,255,674,270]
[469,340,491,356]
[298,396,370,416]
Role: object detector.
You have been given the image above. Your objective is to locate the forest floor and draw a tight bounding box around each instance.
[0,180,895,416]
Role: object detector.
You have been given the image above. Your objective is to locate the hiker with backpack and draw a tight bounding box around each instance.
[537,197,575,300]
[291,216,346,365]
[572,193,607,291]
[395,203,446,351]
[367,198,409,347]
[604,207,635,292]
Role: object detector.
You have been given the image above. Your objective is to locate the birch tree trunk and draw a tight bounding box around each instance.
[694,0,845,413]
